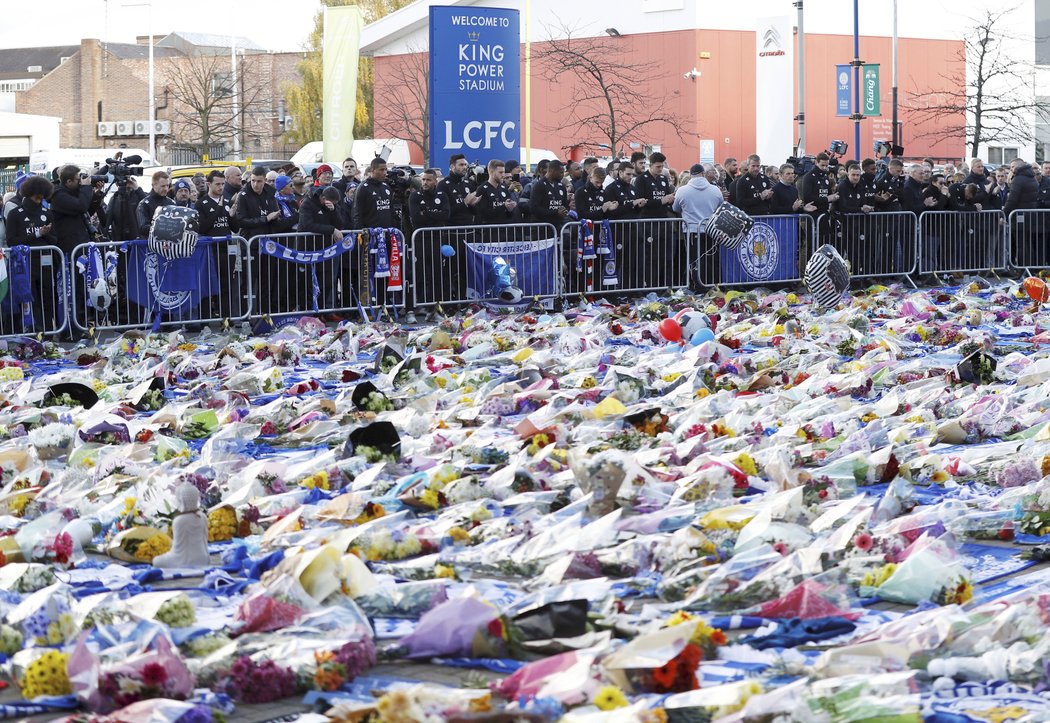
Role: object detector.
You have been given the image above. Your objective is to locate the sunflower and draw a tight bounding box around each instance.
[593,685,629,711]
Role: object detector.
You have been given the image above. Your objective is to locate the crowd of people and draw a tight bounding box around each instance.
[0,146,1047,330]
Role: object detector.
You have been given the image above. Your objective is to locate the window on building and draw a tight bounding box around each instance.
[987,146,1019,165]
[0,80,34,92]
[1038,0,1050,65]
[212,72,233,97]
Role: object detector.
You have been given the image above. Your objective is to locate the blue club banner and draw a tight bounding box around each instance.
[125,240,220,318]
[719,216,799,283]
[836,64,852,117]
[465,236,556,308]
[429,6,520,168]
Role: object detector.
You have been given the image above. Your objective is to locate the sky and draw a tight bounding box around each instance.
[0,0,325,52]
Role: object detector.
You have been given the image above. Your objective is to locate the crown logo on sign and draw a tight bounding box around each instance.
[467,31,480,41]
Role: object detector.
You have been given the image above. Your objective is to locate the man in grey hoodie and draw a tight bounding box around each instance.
[674,163,725,287]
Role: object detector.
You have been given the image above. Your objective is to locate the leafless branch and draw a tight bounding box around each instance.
[373,48,430,163]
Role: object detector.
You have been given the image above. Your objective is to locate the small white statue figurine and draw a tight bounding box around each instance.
[154,483,210,569]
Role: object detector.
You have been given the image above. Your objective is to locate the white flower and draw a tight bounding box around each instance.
[27,423,75,449]
[117,676,143,694]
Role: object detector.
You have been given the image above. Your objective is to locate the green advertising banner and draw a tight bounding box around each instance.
[863,64,881,116]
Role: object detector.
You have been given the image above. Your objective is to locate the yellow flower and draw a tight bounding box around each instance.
[20,651,71,699]
[300,470,329,490]
[207,507,238,541]
[734,452,758,476]
[124,497,137,514]
[9,493,30,517]
[580,376,597,389]
[786,293,800,305]
[177,343,197,352]
[860,412,878,423]
[448,526,470,543]
[661,373,681,383]
[419,488,441,510]
[695,388,710,399]
[134,533,172,561]
[956,579,974,604]
[594,685,629,711]
[435,376,448,389]
[434,564,456,579]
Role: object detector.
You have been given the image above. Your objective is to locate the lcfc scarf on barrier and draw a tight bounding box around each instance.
[598,219,617,286]
[261,234,357,312]
[577,219,596,273]
[9,245,33,328]
[387,228,403,292]
[76,242,119,300]
[369,228,390,279]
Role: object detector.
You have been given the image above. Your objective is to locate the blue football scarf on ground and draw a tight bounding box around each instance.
[598,219,617,286]
[738,616,856,649]
[9,245,33,328]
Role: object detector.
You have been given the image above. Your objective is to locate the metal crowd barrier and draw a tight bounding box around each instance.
[918,210,1007,276]
[247,230,405,323]
[1005,209,1050,272]
[559,218,689,297]
[69,237,251,335]
[693,214,811,288]
[816,211,918,281]
[408,223,559,310]
[0,245,68,338]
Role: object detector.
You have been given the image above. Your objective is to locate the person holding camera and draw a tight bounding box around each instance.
[50,164,105,255]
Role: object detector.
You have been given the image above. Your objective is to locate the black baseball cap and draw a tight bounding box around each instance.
[689,163,705,175]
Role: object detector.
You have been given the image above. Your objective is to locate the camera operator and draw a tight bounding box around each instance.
[136,171,174,239]
[734,154,774,216]
[104,170,146,243]
[474,159,517,226]
[6,176,60,331]
[437,154,475,227]
[50,164,105,255]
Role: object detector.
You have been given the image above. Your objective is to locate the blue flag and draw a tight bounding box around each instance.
[124,239,220,319]
[718,216,799,283]
[465,235,557,308]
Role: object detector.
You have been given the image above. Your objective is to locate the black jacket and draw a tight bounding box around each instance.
[222,182,241,204]
[474,181,514,225]
[352,177,397,229]
[529,177,569,228]
[299,189,343,237]
[633,171,674,218]
[6,198,55,247]
[408,187,451,229]
[234,183,280,238]
[922,183,950,212]
[195,195,233,237]
[948,183,981,212]
[901,177,927,215]
[1005,162,1039,213]
[986,181,1010,210]
[770,182,800,215]
[574,183,608,221]
[734,172,774,216]
[136,191,174,238]
[50,184,103,253]
[604,179,640,220]
[801,168,835,215]
[876,172,905,211]
[833,178,867,214]
[436,172,474,226]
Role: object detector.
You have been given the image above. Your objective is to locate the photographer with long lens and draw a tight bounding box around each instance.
[51,164,107,338]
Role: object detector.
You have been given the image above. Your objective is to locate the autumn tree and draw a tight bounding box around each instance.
[165,50,267,161]
[907,7,1050,158]
[532,22,690,155]
[283,0,413,146]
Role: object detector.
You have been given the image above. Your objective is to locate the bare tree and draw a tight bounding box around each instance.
[532,22,690,155]
[373,49,430,164]
[907,7,1050,158]
[165,50,268,161]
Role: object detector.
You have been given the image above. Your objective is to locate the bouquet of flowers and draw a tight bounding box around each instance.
[107,526,172,563]
[27,422,75,460]
[311,638,377,691]
[155,594,197,628]
[69,634,194,712]
[15,648,72,699]
[1019,480,1050,536]
[222,656,297,703]
[207,506,237,542]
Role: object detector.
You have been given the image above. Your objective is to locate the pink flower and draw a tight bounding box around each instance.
[854,533,874,552]
[772,542,789,556]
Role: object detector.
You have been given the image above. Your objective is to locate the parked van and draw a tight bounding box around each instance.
[291,139,412,169]
[28,148,154,178]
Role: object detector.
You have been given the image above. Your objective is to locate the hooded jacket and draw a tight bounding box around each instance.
[672,175,724,233]
[1006,162,1039,213]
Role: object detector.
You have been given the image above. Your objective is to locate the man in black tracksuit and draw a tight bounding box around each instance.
[603,164,648,290]
[574,167,615,222]
[801,152,839,241]
[833,164,876,275]
[734,155,774,217]
[473,159,517,227]
[408,169,452,311]
[352,158,404,317]
[195,170,239,319]
[437,154,475,228]
[632,151,680,289]
[235,167,284,315]
[6,176,60,332]
[529,160,569,231]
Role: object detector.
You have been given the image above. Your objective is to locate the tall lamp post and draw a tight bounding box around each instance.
[123,0,155,164]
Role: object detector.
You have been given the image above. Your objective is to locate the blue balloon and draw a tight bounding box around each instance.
[440,244,456,257]
[690,328,716,346]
